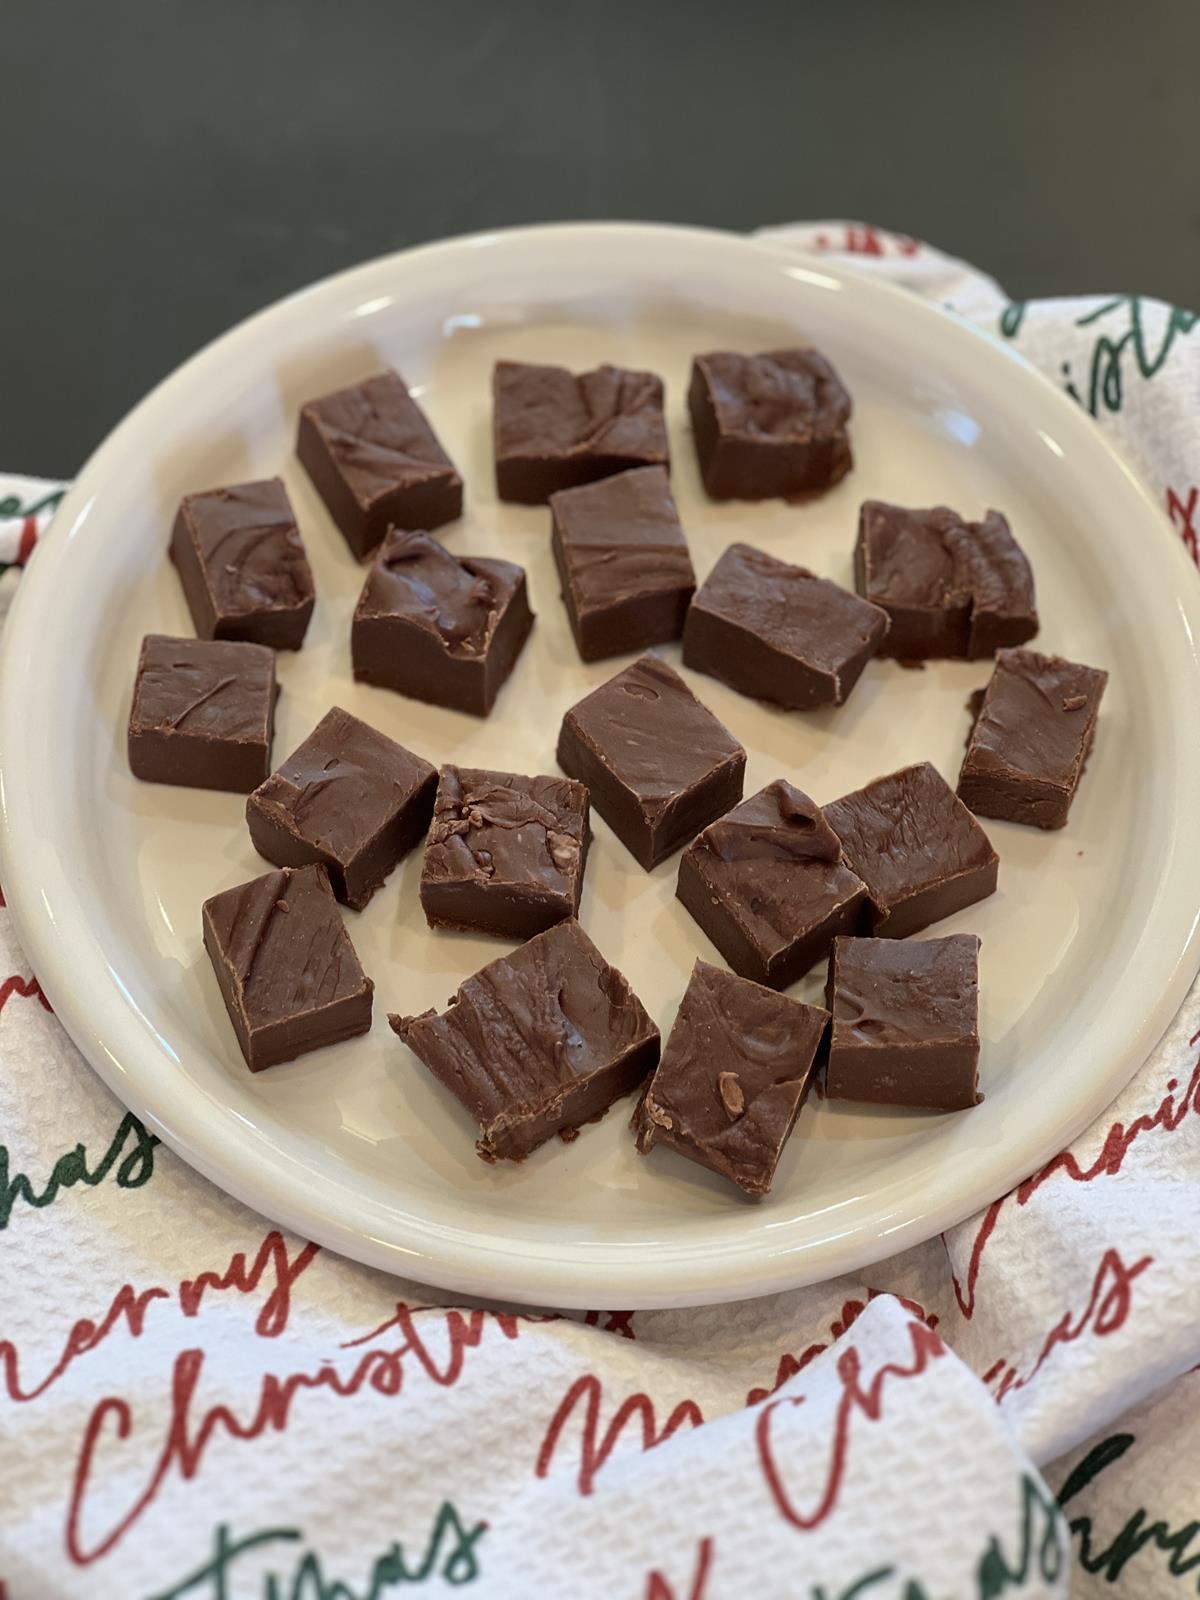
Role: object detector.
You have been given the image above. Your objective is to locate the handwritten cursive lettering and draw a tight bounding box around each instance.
[982,1247,1151,1403]
[0,1108,157,1231]
[757,1320,945,1532]
[67,1304,521,1563]
[146,1502,486,1598]
[1,1230,316,1403]
[1059,1430,1200,1587]
[953,1050,1200,1318]
[535,1374,703,1495]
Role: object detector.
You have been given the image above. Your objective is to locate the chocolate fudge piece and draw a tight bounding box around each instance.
[634,960,829,1196]
[493,359,669,504]
[557,655,746,870]
[956,509,1041,658]
[352,528,533,716]
[420,766,590,939]
[824,762,998,938]
[683,542,888,709]
[958,647,1108,829]
[855,501,1037,660]
[297,370,462,559]
[856,502,969,658]
[390,918,659,1162]
[246,706,437,909]
[203,863,373,1071]
[688,349,853,500]
[127,633,277,793]
[550,465,695,661]
[825,934,981,1110]
[677,780,869,988]
[169,478,315,650]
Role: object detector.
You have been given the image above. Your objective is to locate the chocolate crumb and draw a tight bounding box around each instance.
[1062,694,1087,711]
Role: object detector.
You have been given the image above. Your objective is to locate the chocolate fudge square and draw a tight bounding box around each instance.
[203,863,373,1071]
[246,706,437,909]
[169,477,315,651]
[855,501,1037,660]
[958,647,1108,829]
[825,934,982,1110]
[128,633,277,793]
[557,655,746,871]
[551,465,696,662]
[683,542,888,709]
[688,349,853,500]
[390,918,659,1162]
[352,528,534,716]
[493,359,669,504]
[634,960,829,1196]
[677,780,869,988]
[824,762,998,939]
[297,369,462,559]
[420,765,590,939]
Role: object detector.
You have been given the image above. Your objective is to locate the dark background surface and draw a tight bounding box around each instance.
[4,1,1197,477]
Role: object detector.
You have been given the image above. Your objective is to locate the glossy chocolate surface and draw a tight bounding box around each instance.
[556,654,746,870]
[677,780,868,988]
[824,761,998,938]
[825,933,981,1110]
[551,465,695,661]
[420,765,590,938]
[128,633,277,793]
[390,918,659,1162]
[297,369,462,558]
[634,959,829,1195]
[493,359,669,503]
[855,501,1037,660]
[683,541,888,708]
[170,477,315,650]
[351,527,533,716]
[202,863,373,1071]
[688,348,853,499]
[246,706,437,909]
[958,647,1107,829]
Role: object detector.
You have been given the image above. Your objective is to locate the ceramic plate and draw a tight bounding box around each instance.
[2,224,1198,1309]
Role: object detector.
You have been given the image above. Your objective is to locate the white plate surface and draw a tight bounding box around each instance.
[2,224,1198,1309]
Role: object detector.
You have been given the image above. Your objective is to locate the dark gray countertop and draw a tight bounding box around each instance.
[5,0,1197,476]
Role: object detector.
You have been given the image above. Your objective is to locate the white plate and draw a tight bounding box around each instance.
[2,224,1198,1309]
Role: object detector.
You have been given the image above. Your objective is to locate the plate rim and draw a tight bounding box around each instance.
[3,219,1198,1308]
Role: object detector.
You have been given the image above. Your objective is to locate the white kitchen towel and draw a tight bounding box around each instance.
[1,224,1198,1599]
